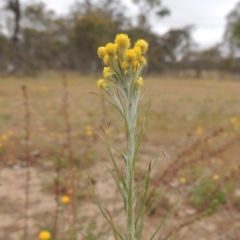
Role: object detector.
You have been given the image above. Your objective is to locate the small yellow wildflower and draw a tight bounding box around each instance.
[50,132,55,138]
[135,77,144,86]
[121,61,128,70]
[103,55,110,65]
[105,43,117,56]
[135,39,149,53]
[1,135,8,140]
[207,138,212,144]
[105,129,110,135]
[196,126,202,135]
[85,126,93,136]
[7,131,13,136]
[115,33,131,50]
[230,117,238,124]
[180,177,187,184]
[97,79,108,90]
[151,114,157,120]
[212,174,219,180]
[234,165,240,171]
[38,230,51,240]
[138,56,146,65]
[61,195,70,204]
[103,67,113,79]
[39,127,45,132]
[133,46,142,58]
[133,61,139,68]
[97,46,107,59]
[211,158,216,163]
[125,49,137,62]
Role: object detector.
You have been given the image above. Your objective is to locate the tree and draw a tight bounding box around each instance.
[225,1,240,54]
[5,0,21,73]
[131,0,170,29]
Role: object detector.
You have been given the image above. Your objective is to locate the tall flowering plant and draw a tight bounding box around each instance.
[93,34,176,240]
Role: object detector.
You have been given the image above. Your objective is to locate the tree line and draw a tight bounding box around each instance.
[1,0,240,76]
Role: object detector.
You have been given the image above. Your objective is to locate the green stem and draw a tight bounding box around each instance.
[126,95,137,240]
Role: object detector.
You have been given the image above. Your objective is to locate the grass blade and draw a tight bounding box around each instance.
[149,188,181,240]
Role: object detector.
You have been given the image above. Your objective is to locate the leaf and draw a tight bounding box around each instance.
[149,188,181,240]
[139,95,163,111]
[88,174,124,240]
[94,129,127,164]
[102,162,126,206]
[89,92,123,116]
[104,208,119,240]
[103,132,125,187]
[72,228,87,239]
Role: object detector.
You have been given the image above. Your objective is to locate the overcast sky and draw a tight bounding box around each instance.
[21,0,240,48]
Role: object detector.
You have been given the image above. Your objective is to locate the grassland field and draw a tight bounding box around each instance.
[0,72,240,240]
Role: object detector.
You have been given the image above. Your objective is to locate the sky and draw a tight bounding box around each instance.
[19,0,240,48]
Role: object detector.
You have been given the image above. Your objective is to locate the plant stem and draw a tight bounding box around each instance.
[126,93,137,240]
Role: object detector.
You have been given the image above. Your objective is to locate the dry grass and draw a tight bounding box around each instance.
[0,72,240,239]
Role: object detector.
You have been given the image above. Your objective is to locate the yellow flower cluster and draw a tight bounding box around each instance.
[85,126,93,136]
[38,231,51,240]
[97,79,108,90]
[135,77,144,86]
[97,33,148,90]
[196,126,203,135]
[61,195,70,204]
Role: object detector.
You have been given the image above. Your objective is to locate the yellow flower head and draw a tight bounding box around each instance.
[105,43,117,56]
[135,39,149,53]
[196,126,202,135]
[133,46,142,58]
[125,49,137,62]
[212,174,219,180]
[211,158,216,163]
[103,67,113,79]
[97,46,107,59]
[121,61,129,70]
[7,131,13,136]
[61,195,70,204]
[139,56,147,65]
[38,231,51,240]
[135,77,144,86]
[230,117,238,124]
[97,79,108,89]
[133,61,139,69]
[115,33,131,50]
[85,126,93,136]
[1,135,8,140]
[103,55,110,65]
[180,177,187,184]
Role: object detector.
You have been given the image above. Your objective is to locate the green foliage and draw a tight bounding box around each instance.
[86,221,97,240]
[190,179,226,210]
